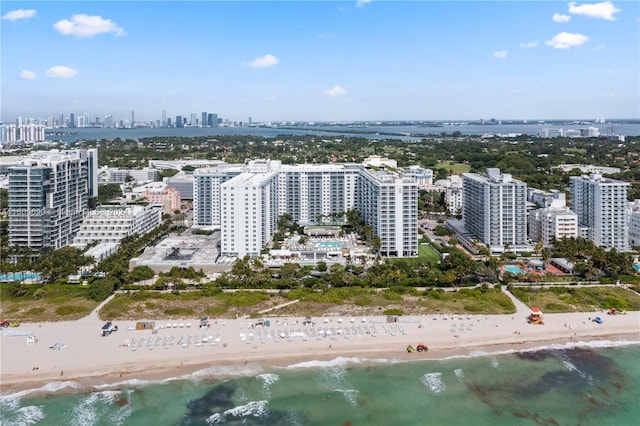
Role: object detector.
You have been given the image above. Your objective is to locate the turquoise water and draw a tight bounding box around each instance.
[633,264,640,271]
[313,241,344,249]
[504,265,525,275]
[2,341,638,425]
[0,272,41,282]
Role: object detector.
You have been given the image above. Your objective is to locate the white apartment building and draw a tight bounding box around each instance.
[277,162,359,226]
[98,166,158,183]
[201,158,418,258]
[628,200,640,248]
[357,167,418,257]
[72,205,162,248]
[462,168,528,253]
[435,175,463,215]
[0,124,46,146]
[408,165,434,189]
[193,164,244,228]
[220,165,279,258]
[8,149,98,249]
[570,174,629,251]
[527,193,578,246]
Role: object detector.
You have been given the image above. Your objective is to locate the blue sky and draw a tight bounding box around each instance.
[2,1,639,123]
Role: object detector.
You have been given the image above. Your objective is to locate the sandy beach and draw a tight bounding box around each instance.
[2,289,639,396]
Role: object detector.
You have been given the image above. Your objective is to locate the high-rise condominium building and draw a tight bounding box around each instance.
[462,168,528,253]
[8,149,98,249]
[570,174,629,251]
[195,158,418,258]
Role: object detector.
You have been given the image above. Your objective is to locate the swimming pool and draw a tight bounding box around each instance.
[503,265,525,275]
[313,241,344,249]
[0,272,42,282]
[634,264,640,271]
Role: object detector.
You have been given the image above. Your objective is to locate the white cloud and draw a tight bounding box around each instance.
[53,14,126,38]
[317,33,335,39]
[519,40,539,48]
[553,13,571,23]
[356,0,372,8]
[2,9,36,21]
[45,66,78,78]
[247,54,279,68]
[568,1,620,21]
[492,50,508,59]
[545,32,589,49]
[19,70,37,80]
[324,85,348,97]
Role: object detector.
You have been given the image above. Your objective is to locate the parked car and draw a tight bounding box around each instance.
[101,321,118,336]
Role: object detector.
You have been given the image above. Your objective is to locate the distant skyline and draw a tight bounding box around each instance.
[2,1,639,122]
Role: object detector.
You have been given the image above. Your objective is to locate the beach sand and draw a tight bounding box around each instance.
[2,302,639,395]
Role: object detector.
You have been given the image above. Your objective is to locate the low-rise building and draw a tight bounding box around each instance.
[72,204,162,248]
[528,204,578,247]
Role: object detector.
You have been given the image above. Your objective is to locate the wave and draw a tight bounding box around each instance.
[3,404,45,426]
[448,339,640,362]
[420,372,445,394]
[190,364,263,378]
[205,400,269,424]
[0,380,80,399]
[285,356,403,370]
[70,390,132,426]
[334,388,359,407]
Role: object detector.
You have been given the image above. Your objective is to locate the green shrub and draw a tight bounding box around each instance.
[354,296,373,306]
[55,305,88,316]
[25,307,46,316]
[382,291,403,301]
[205,305,228,317]
[164,307,195,316]
[383,308,404,316]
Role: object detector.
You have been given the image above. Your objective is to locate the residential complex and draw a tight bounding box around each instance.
[527,193,578,246]
[461,168,528,253]
[0,124,46,146]
[72,205,163,248]
[194,158,418,258]
[8,149,98,249]
[570,174,629,251]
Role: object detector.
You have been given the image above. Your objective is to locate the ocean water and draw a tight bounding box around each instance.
[2,341,638,426]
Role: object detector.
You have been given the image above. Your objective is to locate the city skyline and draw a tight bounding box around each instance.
[2,1,639,122]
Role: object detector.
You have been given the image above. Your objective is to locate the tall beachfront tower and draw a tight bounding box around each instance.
[357,167,418,257]
[462,168,528,253]
[220,160,279,258]
[193,164,244,228]
[276,163,359,226]
[570,174,629,251]
[8,149,98,249]
[197,158,418,259]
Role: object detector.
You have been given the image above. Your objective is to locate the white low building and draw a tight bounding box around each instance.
[72,205,162,248]
[528,204,578,247]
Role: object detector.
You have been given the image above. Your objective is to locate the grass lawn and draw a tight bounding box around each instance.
[387,242,440,266]
[509,286,640,313]
[435,161,471,174]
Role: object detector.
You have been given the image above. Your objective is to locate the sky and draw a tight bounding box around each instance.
[1,1,639,123]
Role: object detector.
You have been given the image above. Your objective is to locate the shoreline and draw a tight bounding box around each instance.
[2,311,639,396]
